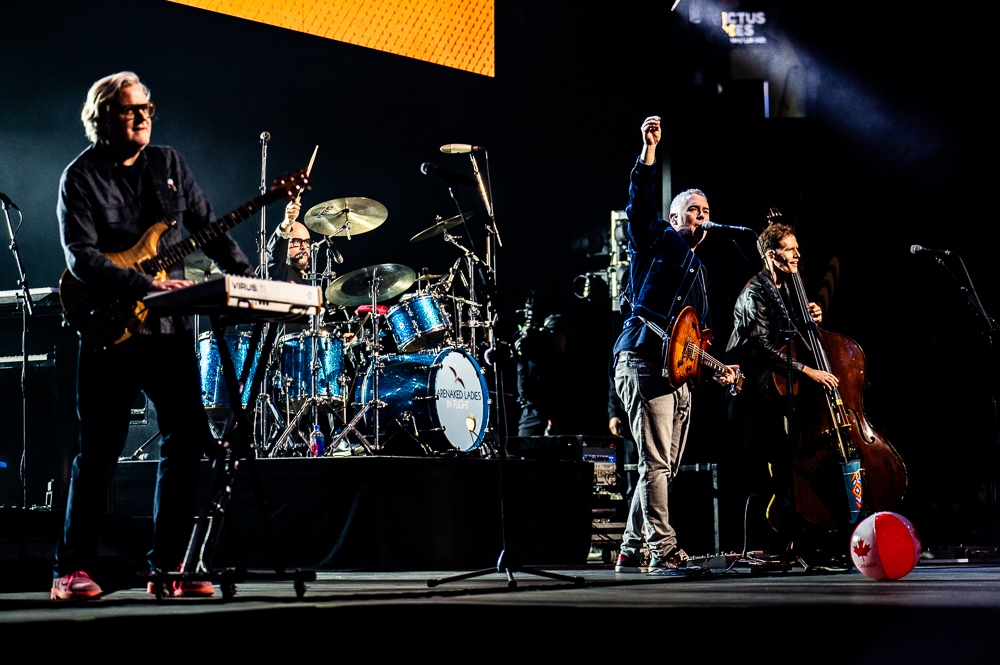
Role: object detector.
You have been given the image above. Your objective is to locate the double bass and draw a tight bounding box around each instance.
[770,216,907,528]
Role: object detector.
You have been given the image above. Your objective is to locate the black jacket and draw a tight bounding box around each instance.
[725,269,811,397]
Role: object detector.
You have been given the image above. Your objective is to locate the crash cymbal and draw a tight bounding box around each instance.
[409,211,474,242]
[304,197,388,237]
[324,263,416,307]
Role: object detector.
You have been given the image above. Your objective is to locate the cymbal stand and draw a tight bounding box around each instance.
[324,268,388,455]
[268,238,340,456]
[443,229,486,357]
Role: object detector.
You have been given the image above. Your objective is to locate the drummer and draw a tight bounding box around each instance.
[267,200,310,284]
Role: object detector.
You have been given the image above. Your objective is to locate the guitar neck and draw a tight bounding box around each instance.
[139,191,275,275]
[689,340,729,375]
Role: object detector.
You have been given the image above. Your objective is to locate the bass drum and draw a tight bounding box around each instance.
[354,348,489,454]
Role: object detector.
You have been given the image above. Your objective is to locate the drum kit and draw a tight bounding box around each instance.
[192,197,495,459]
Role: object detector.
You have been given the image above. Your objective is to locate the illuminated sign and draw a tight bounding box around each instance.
[721,11,767,44]
[167,0,495,77]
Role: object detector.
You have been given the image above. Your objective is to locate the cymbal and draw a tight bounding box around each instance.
[409,212,474,242]
[183,250,222,282]
[324,263,416,307]
[304,197,388,237]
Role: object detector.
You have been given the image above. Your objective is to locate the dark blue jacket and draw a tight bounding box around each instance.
[613,159,708,358]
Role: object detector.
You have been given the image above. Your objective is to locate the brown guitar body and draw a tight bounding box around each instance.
[773,329,907,527]
[59,222,170,347]
[665,306,713,388]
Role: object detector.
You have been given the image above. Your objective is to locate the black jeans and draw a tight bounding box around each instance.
[55,332,212,575]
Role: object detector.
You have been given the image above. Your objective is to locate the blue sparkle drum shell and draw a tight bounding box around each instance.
[198,331,262,418]
[385,293,451,353]
[278,331,347,407]
[354,348,489,453]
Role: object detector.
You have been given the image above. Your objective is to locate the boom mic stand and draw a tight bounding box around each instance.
[2,198,33,509]
[428,155,584,589]
[926,252,1000,516]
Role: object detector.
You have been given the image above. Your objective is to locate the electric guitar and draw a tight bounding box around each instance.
[59,170,309,347]
[638,305,744,395]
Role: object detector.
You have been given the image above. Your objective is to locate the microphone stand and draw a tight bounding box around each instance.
[429,161,584,590]
[930,254,1000,510]
[257,132,270,279]
[2,200,33,509]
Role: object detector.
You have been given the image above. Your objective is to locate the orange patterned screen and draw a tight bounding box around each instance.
[167,0,494,77]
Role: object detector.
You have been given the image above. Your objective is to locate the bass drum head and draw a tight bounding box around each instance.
[431,348,489,452]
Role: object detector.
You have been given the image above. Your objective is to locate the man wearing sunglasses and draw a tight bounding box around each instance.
[53,71,254,600]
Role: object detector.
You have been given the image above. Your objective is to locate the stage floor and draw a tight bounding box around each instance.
[2,562,999,659]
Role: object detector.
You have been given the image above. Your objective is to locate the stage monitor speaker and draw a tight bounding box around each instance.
[124,392,160,461]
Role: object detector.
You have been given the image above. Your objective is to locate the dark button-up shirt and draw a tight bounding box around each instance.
[58,143,254,333]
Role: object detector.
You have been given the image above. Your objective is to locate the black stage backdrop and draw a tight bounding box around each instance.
[1,1,996,550]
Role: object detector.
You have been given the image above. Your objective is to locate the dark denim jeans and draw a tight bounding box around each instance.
[55,332,211,575]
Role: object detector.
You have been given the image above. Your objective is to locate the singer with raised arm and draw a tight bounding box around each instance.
[52,71,255,601]
[611,115,740,574]
[723,221,837,556]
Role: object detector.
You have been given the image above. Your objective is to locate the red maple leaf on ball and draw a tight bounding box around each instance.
[853,539,872,559]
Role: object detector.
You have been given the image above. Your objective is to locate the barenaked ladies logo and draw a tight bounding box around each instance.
[448,365,466,390]
[721,11,767,44]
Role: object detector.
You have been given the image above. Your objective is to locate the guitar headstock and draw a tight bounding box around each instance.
[271,169,311,201]
[766,207,782,224]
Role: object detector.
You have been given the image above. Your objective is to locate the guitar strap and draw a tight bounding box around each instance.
[630,248,700,339]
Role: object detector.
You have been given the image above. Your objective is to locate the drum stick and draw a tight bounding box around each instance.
[295,145,319,204]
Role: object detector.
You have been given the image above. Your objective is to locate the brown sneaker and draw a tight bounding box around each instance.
[51,571,102,600]
[646,547,689,574]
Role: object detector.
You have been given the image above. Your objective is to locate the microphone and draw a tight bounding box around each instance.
[420,162,477,188]
[702,221,752,232]
[0,191,18,211]
[260,131,271,143]
[440,144,485,154]
[910,244,952,256]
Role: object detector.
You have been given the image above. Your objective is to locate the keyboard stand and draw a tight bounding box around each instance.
[144,313,316,600]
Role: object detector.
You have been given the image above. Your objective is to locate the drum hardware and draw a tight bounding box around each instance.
[303,196,388,238]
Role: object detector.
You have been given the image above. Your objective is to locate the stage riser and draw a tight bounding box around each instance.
[113,457,594,571]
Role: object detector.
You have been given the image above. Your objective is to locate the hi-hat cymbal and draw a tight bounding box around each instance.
[325,263,416,307]
[183,249,222,282]
[304,197,388,237]
[409,212,474,242]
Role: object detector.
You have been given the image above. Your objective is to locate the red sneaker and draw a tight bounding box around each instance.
[147,565,215,597]
[147,579,215,597]
[51,571,102,600]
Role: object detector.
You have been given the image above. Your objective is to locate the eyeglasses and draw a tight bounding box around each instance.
[288,238,310,248]
[115,103,157,120]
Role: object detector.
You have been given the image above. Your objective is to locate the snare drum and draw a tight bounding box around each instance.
[278,331,348,407]
[385,293,450,353]
[354,347,489,453]
[198,331,262,418]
